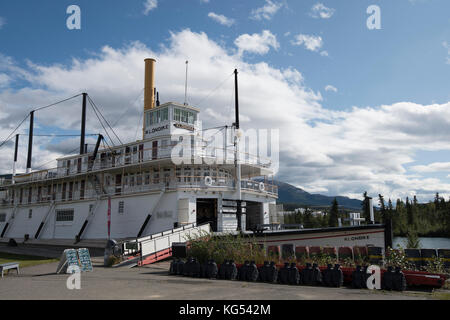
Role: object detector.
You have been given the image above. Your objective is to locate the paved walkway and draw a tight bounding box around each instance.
[0,242,105,258]
[0,259,442,300]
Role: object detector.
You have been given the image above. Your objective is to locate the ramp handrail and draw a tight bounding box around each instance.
[122,222,211,258]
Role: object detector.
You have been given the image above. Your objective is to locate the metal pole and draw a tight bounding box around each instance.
[234,69,242,231]
[12,134,19,183]
[184,60,188,105]
[80,93,87,154]
[26,111,34,173]
[234,69,239,129]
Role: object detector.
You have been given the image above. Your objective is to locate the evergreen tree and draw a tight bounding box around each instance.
[362,191,370,222]
[387,198,393,219]
[378,194,386,222]
[303,207,313,228]
[434,193,440,210]
[329,198,339,227]
[406,197,415,228]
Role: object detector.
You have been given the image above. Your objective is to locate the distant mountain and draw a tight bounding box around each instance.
[270,180,362,211]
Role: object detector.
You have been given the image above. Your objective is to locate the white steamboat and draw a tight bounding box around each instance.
[0,58,278,241]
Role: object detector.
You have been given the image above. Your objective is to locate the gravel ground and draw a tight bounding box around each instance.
[0,259,444,300]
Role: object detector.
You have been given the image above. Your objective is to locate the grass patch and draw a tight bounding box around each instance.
[0,252,58,269]
[431,291,450,300]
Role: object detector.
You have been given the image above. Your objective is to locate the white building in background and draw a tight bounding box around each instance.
[347,212,365,226]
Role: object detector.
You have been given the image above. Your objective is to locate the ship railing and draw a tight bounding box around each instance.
[0,176,277,207]
[12,143,273,184]
[241,179,278,195]
[0,178,12,186]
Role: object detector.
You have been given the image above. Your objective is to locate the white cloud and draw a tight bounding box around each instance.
[310,3,335,19]
[0,17,5,29]
[0,74,10,87]
[208,12,235,27]
[325,85,337,93]
[1,29,450,202]
[143,0,157,15]
[411,162,450,173]
[234,30,279,56]
[250,0,283,21]
[292,34,323,52]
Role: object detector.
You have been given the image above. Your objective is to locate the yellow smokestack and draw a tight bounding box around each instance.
[144,58,156,111]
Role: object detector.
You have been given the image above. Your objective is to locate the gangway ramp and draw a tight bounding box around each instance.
[118,222,211,267]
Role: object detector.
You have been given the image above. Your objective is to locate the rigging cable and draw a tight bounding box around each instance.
[191,72,234,108]
[0,93,83,149]
[33,145,83,171]
[87,98,116,147]
[87,95,123,145]
[33,93,83,112]
[0,114,29,149]
[112,88,144,128]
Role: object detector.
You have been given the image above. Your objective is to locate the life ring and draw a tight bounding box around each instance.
[259,182,265,191]
[204,176,213,186]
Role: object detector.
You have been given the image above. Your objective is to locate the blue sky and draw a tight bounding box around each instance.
[1,0,449,107]
[1,0,450,202]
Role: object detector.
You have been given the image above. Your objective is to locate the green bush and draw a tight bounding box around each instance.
[184,231,266,264]
[104,255,121,267]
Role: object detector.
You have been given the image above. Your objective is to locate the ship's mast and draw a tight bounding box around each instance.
[12,134,19,184]
[234,69,242,231]
[80,93,87,154]
[26,111,34,173]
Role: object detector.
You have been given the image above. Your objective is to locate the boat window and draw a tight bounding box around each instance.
[0,213,6,222]
[150,111,154,125]
[174,108,181,121]
[146,108,169,126]
[56,209,74,222]
[188,112,194,124]
[136,174,142,185]
[181,110,188,123]
[161,108,168,121]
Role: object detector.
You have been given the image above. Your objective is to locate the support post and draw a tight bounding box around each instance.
[12,134,19,183]
[26,111,34,173]
[80,93,87,154]
[234,69,239,130]
[384,218,393,249]
[234,69,242,231]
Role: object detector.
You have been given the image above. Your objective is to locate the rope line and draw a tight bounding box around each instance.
[0,93,82,149]
[87,95,123,145]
